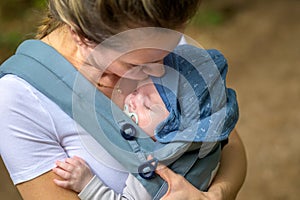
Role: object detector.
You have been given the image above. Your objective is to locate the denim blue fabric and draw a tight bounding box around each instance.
[152,45,239,143]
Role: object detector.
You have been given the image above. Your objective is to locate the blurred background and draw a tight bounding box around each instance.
[0,0,299,199]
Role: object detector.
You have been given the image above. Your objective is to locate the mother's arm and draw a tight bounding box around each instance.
[156,129,247,200]
[17,170,79,200]
[206,129,247,199]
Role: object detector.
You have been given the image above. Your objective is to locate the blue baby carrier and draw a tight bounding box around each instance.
[0,40,238,199]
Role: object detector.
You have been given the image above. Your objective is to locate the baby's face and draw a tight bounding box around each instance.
[124,81,169,137]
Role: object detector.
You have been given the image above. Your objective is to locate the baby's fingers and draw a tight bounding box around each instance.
[53,178,71,189]
[55,160,74,172]
[72,156,87,165]
[53,167,71,180]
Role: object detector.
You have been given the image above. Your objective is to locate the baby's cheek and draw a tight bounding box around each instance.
[137,109,152,128]
[151,105,169,121]
[140,107,164,129]
[138,105,169,137]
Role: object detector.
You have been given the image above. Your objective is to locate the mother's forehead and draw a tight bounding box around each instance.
[118,49,169,64]
[94,28,182,53]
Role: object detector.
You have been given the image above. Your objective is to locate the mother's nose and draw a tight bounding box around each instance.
[142,63,165,77]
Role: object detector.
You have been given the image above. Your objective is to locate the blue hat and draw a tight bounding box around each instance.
[151,45,239,143]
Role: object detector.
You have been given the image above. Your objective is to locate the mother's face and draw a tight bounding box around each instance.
[86,28,182,80]
[106,48,169,80]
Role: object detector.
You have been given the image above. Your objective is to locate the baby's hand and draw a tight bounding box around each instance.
[53,156,93,193]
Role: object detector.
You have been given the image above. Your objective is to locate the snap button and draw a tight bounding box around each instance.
[120,123,136,140]
[138,158,158,180]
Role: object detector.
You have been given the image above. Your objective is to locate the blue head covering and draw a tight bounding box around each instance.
[151,45,239,143]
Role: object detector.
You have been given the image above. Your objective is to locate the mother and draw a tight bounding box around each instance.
[0,0,246,199]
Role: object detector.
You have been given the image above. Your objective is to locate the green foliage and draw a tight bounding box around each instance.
[0,0,46,62]
[0,0,42,20]
[33,0,47,9]
[0,31,24,62]
[0,32,22,48]
[190,9,224,27]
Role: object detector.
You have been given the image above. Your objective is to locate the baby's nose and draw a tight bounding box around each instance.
[129,98,136,111]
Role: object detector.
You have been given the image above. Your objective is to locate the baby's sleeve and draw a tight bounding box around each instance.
[0,76,67,185]
[78,174,152,200]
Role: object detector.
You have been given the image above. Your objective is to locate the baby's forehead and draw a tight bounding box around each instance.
[135,77,178,114]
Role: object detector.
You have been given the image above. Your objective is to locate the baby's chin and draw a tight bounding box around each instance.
[139,126,156,141]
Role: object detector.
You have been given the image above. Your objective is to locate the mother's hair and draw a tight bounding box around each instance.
[36,0,202,43]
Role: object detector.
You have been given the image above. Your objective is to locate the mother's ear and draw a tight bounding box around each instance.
[68,26,95,61]
[69,26,86,47]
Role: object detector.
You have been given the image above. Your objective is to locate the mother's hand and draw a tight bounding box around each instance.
[155,165,221,200]
[155,129,247,200]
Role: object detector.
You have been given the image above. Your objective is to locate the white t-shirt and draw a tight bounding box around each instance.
[0,74,131,194]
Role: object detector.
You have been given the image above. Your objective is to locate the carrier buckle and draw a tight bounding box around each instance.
[138,158,158,180]
[120,123,136,140]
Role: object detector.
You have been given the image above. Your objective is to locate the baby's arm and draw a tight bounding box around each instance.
[77,174,151,200]
[53,156,151,200]
[52,156,94,193]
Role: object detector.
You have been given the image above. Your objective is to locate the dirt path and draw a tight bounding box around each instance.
[1,0,299,199]
[186,0,300,199]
